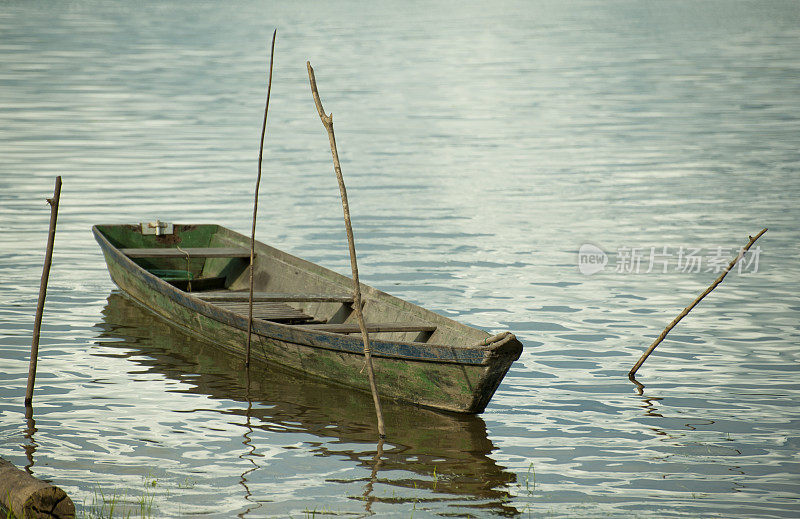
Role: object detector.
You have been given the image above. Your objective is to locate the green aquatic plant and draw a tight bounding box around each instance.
[2,489,14,519]
[525,462,536,494]
[176,477,196,489]
[299,504,343,518]
[78,474,162,519]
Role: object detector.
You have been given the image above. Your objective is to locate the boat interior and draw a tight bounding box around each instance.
[95,223,488,346]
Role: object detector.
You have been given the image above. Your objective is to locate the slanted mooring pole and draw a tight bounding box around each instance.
[25,176,61,406]
[307,62,386,438]
[629,228,767,378]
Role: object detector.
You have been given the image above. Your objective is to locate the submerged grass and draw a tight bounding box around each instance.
[525,462,536,494]
[79,473,162,519]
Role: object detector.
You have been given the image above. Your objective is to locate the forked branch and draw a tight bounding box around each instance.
[307,61,386,438]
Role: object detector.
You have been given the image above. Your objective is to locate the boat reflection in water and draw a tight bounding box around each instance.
[96,292,519,516]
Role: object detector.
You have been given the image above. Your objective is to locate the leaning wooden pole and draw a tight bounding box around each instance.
[25,176,61,406]
[307,61,386,438]
[247,29,276,368]
[629,228,768,378]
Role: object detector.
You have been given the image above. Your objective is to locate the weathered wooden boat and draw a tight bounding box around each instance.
[92,222,523,413]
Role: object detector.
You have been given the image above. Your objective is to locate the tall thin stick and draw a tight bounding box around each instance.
[307,61,386,438]
[25,176,61,406]
[629,228,767,378]
[247,29,277,367]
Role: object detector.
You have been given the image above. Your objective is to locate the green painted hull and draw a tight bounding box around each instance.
[93,224,523,413]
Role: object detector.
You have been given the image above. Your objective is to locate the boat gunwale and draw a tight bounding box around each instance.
[92,224,520,367]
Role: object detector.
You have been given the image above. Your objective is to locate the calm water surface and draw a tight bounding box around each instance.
[1,1,799,517]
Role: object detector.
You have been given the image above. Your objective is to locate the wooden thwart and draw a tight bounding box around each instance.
[212,300,313,322]
[300,323,437,334]
[197,292,354,303]
[121,247,251,258]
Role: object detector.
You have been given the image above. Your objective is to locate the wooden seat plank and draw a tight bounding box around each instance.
[299,323,437,334]
[211,300,314,323]
[121,247,251,259]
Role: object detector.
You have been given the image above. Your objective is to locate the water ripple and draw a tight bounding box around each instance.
[1,1,799,517]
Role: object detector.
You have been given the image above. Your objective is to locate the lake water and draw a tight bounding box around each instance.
[1,1,799,517]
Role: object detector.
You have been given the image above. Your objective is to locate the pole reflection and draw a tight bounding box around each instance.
[237,368,263,518]
[23,404,37,475]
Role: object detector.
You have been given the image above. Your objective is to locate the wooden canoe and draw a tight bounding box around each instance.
[92,223,523,413]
